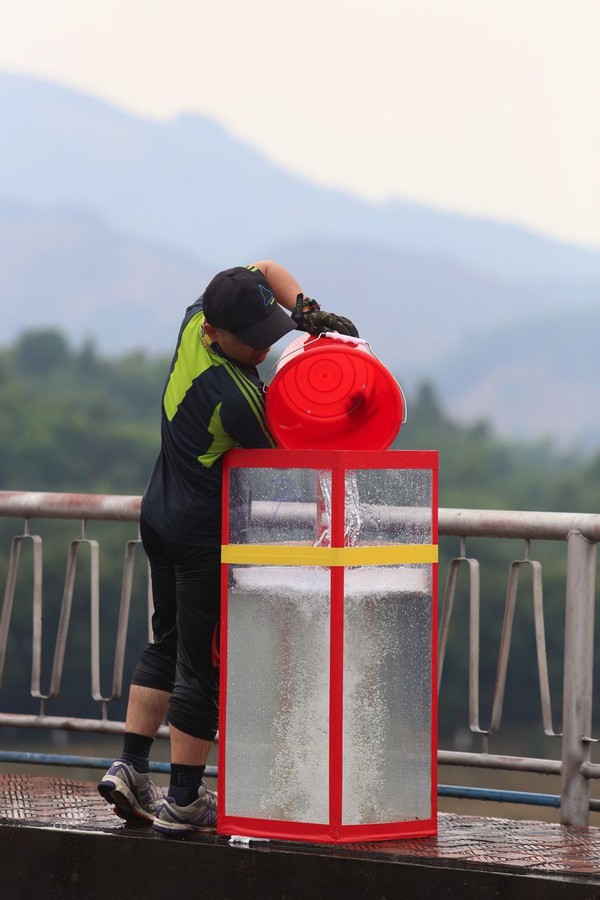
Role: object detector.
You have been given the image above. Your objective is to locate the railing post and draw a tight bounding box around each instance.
[560,530,597,825]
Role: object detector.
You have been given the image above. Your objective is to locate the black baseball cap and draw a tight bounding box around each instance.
[202,266,297,348]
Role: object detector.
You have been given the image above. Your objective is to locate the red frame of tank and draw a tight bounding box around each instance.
[218,448,438,843]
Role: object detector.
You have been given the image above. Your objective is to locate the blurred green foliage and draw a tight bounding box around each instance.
[0,329,599,748]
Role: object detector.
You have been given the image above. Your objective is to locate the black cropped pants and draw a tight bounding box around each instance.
[131,513,221,741]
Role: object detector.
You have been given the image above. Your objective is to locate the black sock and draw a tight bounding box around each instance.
[122,732,154,773]
[169,764,206,806]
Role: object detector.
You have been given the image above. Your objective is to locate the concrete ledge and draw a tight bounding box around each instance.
[2,776,600,899]
[3,823,600,900]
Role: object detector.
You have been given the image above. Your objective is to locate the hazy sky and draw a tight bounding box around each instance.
[2,0,599,249]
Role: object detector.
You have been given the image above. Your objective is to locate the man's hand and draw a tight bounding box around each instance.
[292,295,359,338]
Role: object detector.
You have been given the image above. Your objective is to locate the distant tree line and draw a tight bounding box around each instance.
[0,328,599,747]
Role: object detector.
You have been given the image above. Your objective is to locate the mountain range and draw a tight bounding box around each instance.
[1,70,599,449]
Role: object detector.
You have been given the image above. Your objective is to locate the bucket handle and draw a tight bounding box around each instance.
[262,332,408,424]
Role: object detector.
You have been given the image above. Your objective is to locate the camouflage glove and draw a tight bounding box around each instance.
[291,295,359,338]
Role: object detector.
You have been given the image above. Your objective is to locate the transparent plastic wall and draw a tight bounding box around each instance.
[341,467,433,823]
[219,449,438,844]
[225,574,330,822]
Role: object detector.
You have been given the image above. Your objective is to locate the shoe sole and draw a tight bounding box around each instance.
[98,778,155,824]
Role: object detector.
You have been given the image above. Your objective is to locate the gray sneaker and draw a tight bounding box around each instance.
[152,783,217,835]
[98,760,161,823]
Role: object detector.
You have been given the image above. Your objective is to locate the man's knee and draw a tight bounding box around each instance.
[168,679,219,741]
[131,642,177,693]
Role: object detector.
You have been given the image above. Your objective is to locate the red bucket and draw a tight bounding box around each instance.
[265,333,405,451]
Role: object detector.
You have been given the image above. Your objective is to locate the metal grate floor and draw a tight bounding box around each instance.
[2,774,600,879]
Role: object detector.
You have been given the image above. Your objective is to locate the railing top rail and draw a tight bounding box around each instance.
[439,508,600,542]
[1,491,599,542]
[0,491,141,522]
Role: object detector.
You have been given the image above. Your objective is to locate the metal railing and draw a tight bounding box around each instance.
[437,508,600,825]
[0,490,599,825]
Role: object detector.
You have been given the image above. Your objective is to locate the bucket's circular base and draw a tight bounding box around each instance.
[265,336,404,450]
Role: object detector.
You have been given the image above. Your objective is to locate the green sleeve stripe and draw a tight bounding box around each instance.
[163,312,216,421]
[224,361,276,447]
[197,403,237,467]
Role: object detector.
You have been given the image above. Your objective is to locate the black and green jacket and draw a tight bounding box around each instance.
[141,295,275,546]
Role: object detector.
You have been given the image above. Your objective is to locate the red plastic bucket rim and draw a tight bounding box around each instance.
[264,332,407,450]
[264,332,407,423]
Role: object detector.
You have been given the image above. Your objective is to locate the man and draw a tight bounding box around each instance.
[98,261,358,834]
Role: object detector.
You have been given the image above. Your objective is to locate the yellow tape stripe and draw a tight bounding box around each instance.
[221,544,438,566]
